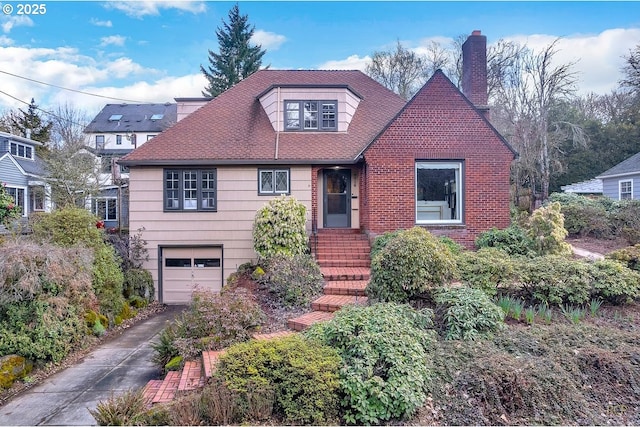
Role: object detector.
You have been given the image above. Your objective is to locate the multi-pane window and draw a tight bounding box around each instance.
[285,100,337,131]
[415,161,463,224]
[164,169,217,211]
[620,180,633,200]
[258,169,290,195]
[96,135,105,149]
[9,142,33,160]
[6,187,25,216]
[30,187,45,212]
[92,197,117,221]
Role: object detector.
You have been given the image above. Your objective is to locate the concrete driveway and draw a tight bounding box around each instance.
[0,305,184,426]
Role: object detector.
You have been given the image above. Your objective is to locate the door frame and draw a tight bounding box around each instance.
[322,168,351,228]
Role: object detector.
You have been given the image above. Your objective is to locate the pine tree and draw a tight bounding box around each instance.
[10,98,53,144]
[200,4,266,97]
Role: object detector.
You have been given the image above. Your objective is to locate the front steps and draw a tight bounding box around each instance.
[288,229,371,331]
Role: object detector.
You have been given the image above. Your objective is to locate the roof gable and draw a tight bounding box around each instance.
[363,70,516,158]
[0,152,27,177]
[121,70,406,165]
[597,152,640,179]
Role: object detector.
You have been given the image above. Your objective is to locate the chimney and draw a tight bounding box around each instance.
[462,30,489,116]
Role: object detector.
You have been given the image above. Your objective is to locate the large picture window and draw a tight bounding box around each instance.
[416,161,462,224]
[92,197,117,221]
[285,100,337,131]
[164,169,217,211]
[258,168,290,195]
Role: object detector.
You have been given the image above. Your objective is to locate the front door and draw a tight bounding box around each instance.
[323,169,351,228]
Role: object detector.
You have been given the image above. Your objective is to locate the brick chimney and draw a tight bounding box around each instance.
[462,30,489,116]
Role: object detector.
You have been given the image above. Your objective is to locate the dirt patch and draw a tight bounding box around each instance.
[567,236,630,255]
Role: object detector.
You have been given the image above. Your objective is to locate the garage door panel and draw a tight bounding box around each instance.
[162,247,222,304]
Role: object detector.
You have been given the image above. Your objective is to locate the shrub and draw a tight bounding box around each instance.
[457,248,520,296]
[367,227,457,303]
[0,183,21,226]
[521,255,592,305]
[90,388,148,426]
[548,193,612,238]
[123,268,154,302]
[434,286,505,340]
[370,229,402,259]
[216,335,341,425]
[475,225,535,256]
[305,303,436,425]
[258,254,323,308]
[610,200,640,244]
[31,206,103,249]
[92,243,125,320]
[607,244,640,272]
[526,202,572,256]
[589,259,640,304]
[252,195,308,259]
[153,288,265,363]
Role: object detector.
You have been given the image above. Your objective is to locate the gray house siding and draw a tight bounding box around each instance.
[602,174,640,200]
[0,156,28,187]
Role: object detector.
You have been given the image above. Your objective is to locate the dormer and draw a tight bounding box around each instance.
[257,85,363,132]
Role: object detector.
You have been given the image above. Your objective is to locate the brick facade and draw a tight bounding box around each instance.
[361,71,515,248]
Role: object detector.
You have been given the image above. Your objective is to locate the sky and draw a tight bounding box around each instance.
[0,1,639,118]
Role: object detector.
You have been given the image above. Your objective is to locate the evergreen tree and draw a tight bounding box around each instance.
[200,4,266,97]
[10,98,53,144]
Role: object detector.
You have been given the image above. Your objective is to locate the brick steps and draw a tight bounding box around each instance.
[318,259,371,268]
[312,294,368,312]
[288,311,335,331]
[321,267,370,281]
[323,280,368,296]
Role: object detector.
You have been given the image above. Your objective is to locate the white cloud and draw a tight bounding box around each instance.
[1,15,33,34]
[251,30,286,51]
[319,54,371,71]
[0,35,13,46]
[100,35,127,47]
[104,0,207,18]
[90,18,113,28]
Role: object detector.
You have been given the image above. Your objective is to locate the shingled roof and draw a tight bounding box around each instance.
[597,151,640,179]
[84,103,177,134]
[120,70,406,166]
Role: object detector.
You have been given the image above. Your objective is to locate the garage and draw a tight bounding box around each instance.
[160,246,223,304]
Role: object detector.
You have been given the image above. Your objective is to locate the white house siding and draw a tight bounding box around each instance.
[602,175,640,200]
[128,165,312,298]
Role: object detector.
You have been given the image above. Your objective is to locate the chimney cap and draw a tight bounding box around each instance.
[471,30,482,36]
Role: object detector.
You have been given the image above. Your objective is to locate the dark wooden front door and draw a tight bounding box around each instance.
[323,169,351,228]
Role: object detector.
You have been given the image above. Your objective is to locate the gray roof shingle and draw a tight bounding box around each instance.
[84,103,177,134]
[597,152,640,178]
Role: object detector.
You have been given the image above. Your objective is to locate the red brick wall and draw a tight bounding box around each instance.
[362,71,514,248]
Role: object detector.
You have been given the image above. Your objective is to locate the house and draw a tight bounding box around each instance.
[597,152,640,200]
[120,31,516,304]
[84,103,178,229]
[0,131,51,224]
[561,178,603,196]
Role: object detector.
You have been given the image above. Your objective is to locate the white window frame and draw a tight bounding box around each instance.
[92,197,118,221]
[9,142,34,160]
[415,161,463,225]
[619,179,633,200]
[147,135,157,141]
[116,135,122,145]
[5,185,27,217]
[258,168,290,195]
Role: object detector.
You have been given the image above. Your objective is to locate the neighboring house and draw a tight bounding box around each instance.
[120,31,517,304]
[597,152,640,200]
[84,103,178,229]
[561,178,603,196]
[0,131,52,224]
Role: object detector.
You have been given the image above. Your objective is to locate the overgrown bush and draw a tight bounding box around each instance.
[589,259,640,304]
[456,248,520,296]
[521,255,592,305]
[548,193,611,238]
[90,388,148,426]
[216,335,341,425]
[607,244,640,272]
[258,254,323,308]
[152,288,265,365]
[434,286,505,340]
[0,183,21,226]
[475,225,536,256]
[92,243,125,320]
[526,202,572,256]
[123,268,154,302]
[610,200,640,244]
[252,195,308,259]
[305,303,436,425]
[31,206,103,249]
[370,229,402,259]
[367,227,457,303]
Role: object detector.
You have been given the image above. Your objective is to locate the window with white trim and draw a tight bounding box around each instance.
[258,169,290,195]
[416,161,463,224]
[285,100,337,131]
[30,186,45,212]
[620,179,633,200]
[92,197,117,221]
[9,142,33,160]
[96,135,105,149]
[116,135,122,145]
[147,135,157,141]
[164,169,217,211]
[5,186,25,216]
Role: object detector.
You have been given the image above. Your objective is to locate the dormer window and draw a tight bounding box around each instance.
[9,142,33,160]
[285,100,337,131]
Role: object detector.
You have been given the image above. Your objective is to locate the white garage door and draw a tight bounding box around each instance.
[161,247,223,304]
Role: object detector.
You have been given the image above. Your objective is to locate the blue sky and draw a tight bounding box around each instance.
[0,1,639,116]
